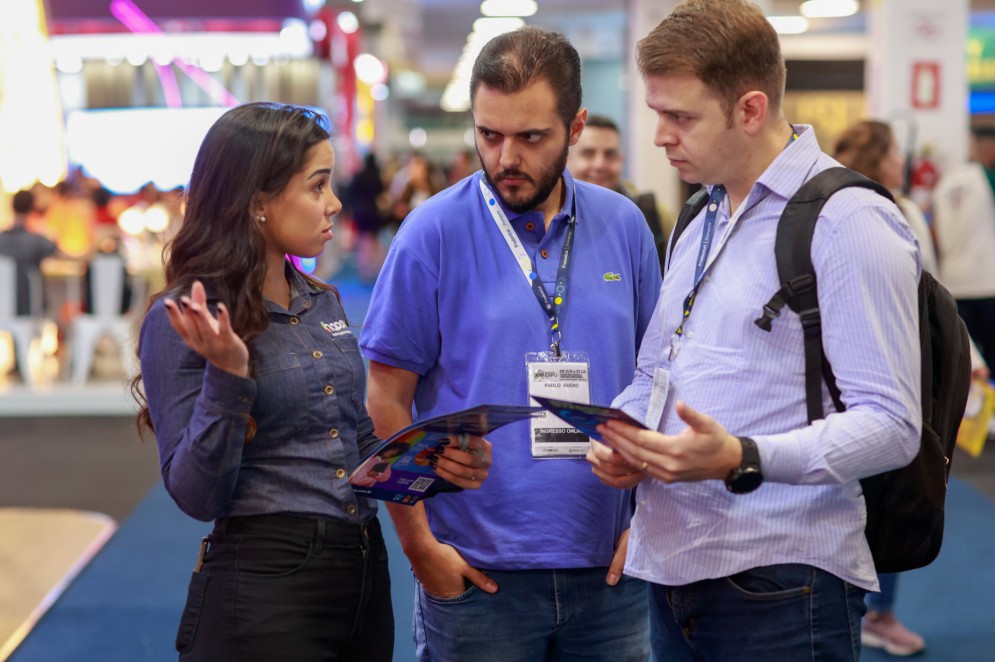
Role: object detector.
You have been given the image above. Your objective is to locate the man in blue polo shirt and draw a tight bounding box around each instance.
[361,26,661,662]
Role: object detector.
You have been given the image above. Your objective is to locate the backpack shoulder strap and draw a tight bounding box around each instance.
[754,166,895,423]
[666,188,709,274]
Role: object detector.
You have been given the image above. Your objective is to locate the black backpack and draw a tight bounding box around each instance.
[669,167,973,572]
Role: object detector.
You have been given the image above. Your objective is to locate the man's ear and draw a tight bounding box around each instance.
[736,91,769,136]
[568,108,589,147]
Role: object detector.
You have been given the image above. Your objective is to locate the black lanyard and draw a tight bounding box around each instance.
[674,129,800,338]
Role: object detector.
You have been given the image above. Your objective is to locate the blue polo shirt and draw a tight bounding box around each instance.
[360,170,661,569]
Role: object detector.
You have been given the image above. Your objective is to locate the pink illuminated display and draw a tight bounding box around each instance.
[108,0,240,108]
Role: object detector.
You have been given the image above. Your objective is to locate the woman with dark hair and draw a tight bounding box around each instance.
[132,103,491,661]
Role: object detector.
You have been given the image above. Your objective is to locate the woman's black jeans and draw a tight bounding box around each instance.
[176,513,393,661]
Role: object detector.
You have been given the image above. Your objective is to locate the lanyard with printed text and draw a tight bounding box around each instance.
[480,177,576,357]
[674,129,800,337]
[675,185,725,336]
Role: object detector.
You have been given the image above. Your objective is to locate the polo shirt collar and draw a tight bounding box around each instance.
[478,169,575,226]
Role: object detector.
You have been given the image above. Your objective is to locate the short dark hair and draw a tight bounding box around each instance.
[637,0,786,117]
[470,26,582,128]
[584,115,621,134]
[12,189,34,214]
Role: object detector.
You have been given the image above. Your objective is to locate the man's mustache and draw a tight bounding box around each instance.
[496,170,533,183]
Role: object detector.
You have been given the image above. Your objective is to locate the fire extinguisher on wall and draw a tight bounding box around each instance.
[909,144,940,221]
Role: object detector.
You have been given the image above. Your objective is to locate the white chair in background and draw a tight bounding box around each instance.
[70,254,143,384]
[0,255,46,384]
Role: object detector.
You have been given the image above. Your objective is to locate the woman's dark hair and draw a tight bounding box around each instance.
[132,103,332,438]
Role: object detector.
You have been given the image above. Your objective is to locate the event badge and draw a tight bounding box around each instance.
[645,367,670,432]
[526,351,591,457]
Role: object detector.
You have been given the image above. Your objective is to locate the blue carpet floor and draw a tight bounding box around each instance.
[8,483,418,661]
[10,477,995,661]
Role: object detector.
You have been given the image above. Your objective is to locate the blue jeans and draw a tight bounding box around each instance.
[648,564,866,661]
[413,567,650,661]
[865,572,898,613]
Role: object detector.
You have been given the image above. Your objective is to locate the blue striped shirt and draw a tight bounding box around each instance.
[614,126,922,591]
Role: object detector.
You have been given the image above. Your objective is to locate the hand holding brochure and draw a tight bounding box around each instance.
[350,404,541,505]
[530,395,647,445]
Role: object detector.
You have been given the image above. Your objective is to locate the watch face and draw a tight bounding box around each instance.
[729,468,763,494]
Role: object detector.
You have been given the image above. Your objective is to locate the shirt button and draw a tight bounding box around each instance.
[329,428,340,439]
[525,222,535,231]
[324,385,335,395]
[290,317,300,325]
[313,350,323,359]
[540,249,549,259]
[335,468,346,478]
[347,504,357,515]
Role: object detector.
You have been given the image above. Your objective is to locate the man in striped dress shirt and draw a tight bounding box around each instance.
[587,1,922,660]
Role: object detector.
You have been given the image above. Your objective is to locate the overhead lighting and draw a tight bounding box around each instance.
[472,17,526,36]
[337,11,359,34]
[0,0,67,193]
[354,53,387,84]
[480,0,537,17]
[409,127,427,148]
[799,0,859,18]
[768,16,809,34]
[442,17,524,112]
[370,83,389,101]
[395,70,426,95]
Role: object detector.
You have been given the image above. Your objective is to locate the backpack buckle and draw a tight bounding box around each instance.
[784,274,815,297]
[754,304,781,332]
[798,307,822,334]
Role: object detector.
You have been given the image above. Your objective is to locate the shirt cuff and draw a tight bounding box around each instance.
[201,361,256,416]
[360,346,430,376]
[753,432,807,484]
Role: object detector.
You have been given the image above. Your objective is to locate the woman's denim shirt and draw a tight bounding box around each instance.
[139,266,380,522]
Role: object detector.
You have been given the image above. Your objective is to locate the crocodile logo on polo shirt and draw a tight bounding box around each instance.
[603,272,622,282]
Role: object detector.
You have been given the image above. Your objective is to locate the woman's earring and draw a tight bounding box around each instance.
[255,215,266,223]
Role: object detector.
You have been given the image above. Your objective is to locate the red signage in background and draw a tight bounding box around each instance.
[911,61,941,110]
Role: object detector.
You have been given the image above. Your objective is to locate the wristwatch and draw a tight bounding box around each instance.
[725,436,763,494]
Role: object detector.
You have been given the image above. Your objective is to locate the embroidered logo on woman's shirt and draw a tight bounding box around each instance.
[321,320,350,336]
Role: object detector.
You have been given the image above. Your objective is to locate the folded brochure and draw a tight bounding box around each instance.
[350,403,541,505]
[529,395,647,444]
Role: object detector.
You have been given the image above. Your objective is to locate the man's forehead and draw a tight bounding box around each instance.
[644,73,715,105]
[472,81,560,126]
[578,126,620,148]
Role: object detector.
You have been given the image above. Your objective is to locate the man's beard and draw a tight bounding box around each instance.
[479,141,569,214]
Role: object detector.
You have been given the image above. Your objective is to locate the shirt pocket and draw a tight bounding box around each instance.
[328,332,365,407]
[251,351,309,437]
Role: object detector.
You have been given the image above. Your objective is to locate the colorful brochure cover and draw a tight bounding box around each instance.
[530,395,647,445]
[349,404,541,505]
